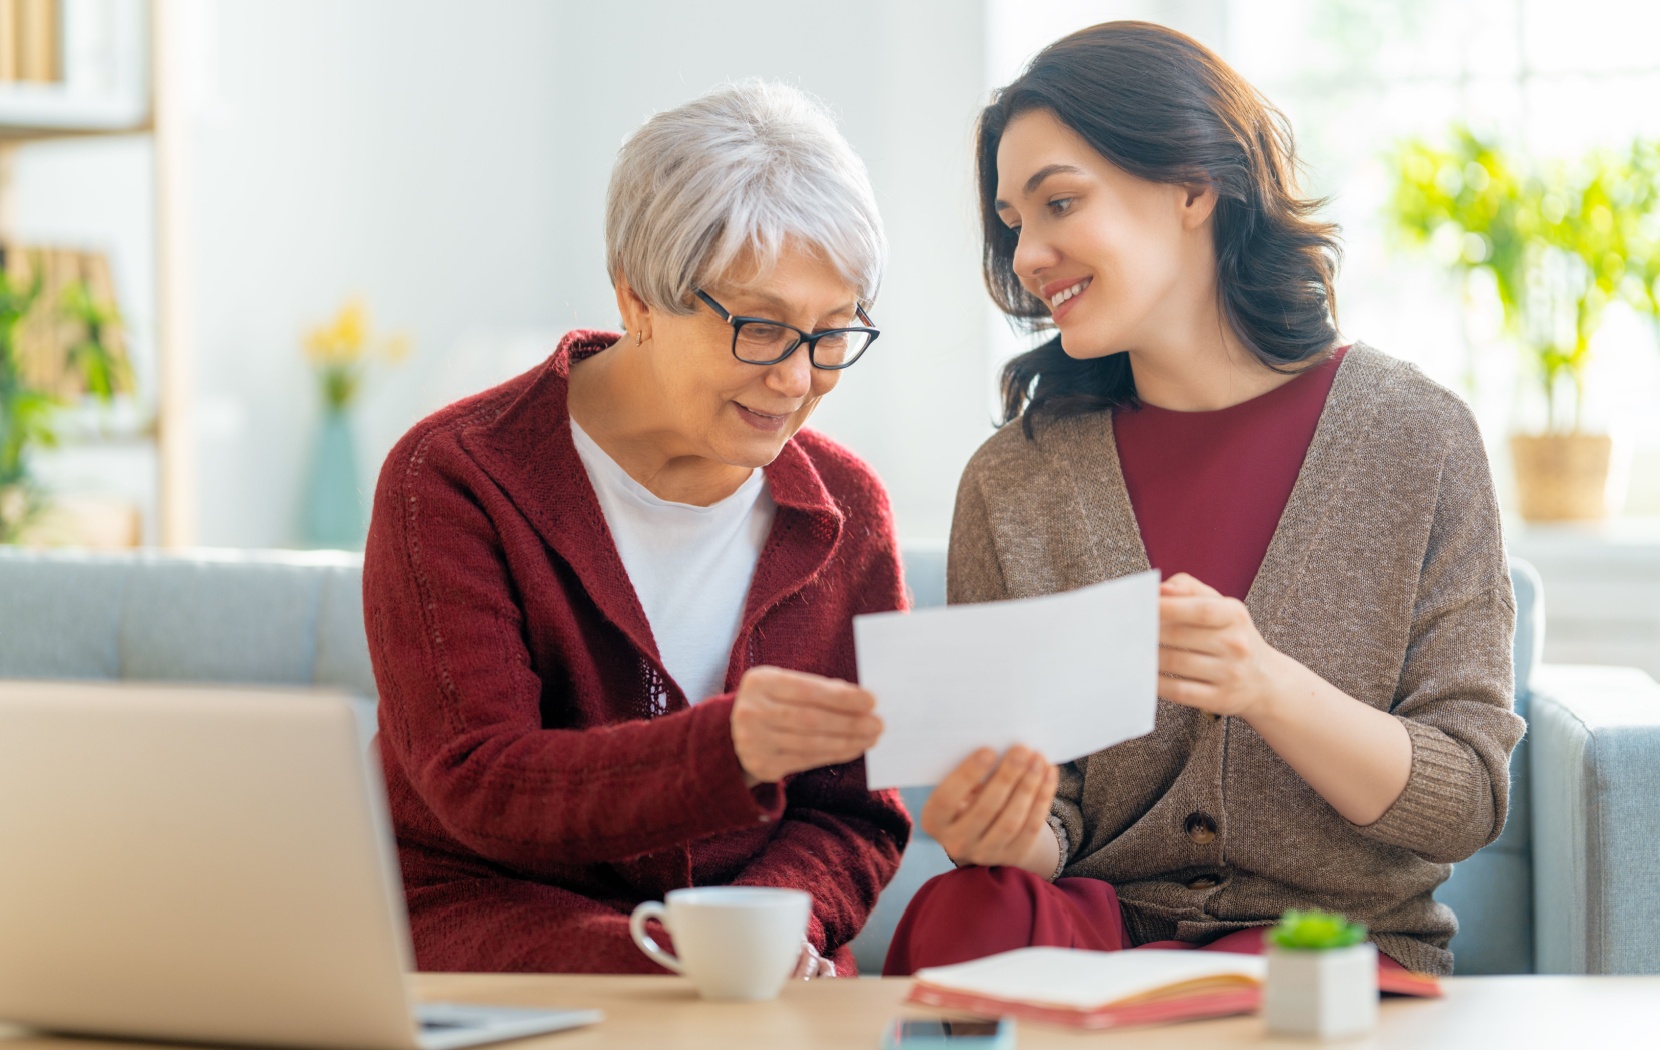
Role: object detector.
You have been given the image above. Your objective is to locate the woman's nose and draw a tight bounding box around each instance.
[1012,229,1059,285]
[765,344,815,398]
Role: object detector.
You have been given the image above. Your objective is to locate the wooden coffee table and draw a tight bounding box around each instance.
[3,973,1655,1048]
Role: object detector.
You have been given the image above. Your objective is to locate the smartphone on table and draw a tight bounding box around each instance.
[882,1017,1015,1050]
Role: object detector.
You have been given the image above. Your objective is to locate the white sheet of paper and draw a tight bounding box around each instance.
[855,570,1159,789]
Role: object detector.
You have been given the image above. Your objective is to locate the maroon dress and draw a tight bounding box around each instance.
[883,348,1412,976]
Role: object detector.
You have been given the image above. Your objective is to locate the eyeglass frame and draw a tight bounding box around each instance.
[694,289,880,370]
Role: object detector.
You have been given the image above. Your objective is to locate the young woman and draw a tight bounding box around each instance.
[883,22,1523,979]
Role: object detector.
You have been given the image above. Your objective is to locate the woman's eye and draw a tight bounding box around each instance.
[737,323,790,346]
[1048,197,1075,215]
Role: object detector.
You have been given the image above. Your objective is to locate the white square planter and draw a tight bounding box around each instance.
[1263,942,1378,1039]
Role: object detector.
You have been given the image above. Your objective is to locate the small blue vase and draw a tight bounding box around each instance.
[301,408,367,548]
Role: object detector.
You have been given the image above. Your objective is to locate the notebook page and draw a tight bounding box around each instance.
[912,947,1266,1011]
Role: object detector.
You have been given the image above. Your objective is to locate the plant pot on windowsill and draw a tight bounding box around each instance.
[1262,910,1378,1039]
[1510,431,1615,523]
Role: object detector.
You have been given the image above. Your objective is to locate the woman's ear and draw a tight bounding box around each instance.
[1180,183,1220,229]
[612,274,652,344]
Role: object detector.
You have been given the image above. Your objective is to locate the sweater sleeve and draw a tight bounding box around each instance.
[728,476,912,957]
[1352,405,1525,863]
[948,460,1080,878]
[730,763,909,957]
[946,462,1009,608]
[364,435,781,877]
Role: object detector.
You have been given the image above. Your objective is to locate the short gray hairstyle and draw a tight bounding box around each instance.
[605,79,886,314]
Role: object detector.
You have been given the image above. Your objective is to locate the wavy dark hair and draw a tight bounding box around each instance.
[981,21,1342,436]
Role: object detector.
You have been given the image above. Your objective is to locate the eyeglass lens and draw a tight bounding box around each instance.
[733,321,873,367]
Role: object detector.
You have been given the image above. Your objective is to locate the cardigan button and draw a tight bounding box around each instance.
[1185,813,1217,845]
[757,813,773,823]
[1187,874,1220,890]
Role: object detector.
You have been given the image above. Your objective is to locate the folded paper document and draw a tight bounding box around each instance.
[855,570,1159,789]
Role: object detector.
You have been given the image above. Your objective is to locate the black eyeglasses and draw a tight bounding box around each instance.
[695,290,880,370]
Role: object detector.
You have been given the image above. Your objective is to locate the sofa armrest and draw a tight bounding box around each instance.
[1530,664,1660,974]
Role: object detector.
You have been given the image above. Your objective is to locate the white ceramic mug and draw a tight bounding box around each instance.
[628,886,811,1001]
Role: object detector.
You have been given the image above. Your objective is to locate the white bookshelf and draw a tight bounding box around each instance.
[0,0,148,137]
[0,0,193,545]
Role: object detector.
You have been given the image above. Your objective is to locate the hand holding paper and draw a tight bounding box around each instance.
[922,744,1060,872]
[854,570,1160,789]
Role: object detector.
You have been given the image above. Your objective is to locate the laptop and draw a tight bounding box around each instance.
[0,680,602,1050]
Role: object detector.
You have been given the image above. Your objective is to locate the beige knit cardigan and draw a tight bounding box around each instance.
[947,343,1525,976]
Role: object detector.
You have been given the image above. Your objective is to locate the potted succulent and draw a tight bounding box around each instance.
[1386,128,1660,522]
[1262,909,1377,1039]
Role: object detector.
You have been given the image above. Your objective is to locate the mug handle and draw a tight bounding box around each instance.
[629,901,683,975]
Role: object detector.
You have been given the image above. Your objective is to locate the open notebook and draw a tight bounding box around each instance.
[908,947,1440,1030]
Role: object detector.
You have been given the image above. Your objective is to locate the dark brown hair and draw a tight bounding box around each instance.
[981,21,1342,436]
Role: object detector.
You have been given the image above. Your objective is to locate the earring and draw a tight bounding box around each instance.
[635,330,643,346]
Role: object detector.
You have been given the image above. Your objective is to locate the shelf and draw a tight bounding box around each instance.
[0,0,149,141]
[0,99,149,140]
[0,0,186,545]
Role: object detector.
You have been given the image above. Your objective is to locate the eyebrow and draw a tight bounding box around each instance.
[731,291,859,322]
[994,163,1088,210]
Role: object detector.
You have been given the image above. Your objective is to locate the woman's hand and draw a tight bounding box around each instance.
[792,941,836,979]
[921,746,1059,876]
[730,666,883,786]
[1158,572,1413,825]
[1157,573,1291,720]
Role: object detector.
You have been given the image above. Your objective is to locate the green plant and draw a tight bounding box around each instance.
[0,270,130,544]
[1267,909,1368,951]
[1385,127,1660,432]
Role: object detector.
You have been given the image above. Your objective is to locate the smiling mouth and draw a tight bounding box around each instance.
[1049,278,1092,309]
[735,402,793,431]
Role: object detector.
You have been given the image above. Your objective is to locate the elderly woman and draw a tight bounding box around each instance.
[363,80,910,976]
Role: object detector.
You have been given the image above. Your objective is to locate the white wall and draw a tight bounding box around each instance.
[186,0,573,548]
[43,0,1648,550]
[18,0,1001,548]
[541,0,992,544]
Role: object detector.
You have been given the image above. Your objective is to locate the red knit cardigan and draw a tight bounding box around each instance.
[363,331,912,974]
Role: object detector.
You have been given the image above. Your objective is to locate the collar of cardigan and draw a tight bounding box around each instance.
[459,329,847,687]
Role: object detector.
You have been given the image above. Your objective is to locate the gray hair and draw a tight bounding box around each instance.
[605,79,885,314]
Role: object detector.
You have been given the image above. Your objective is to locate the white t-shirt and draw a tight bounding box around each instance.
[569,419,776,705]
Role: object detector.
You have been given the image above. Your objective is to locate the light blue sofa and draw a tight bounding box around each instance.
[2,546,1656,976]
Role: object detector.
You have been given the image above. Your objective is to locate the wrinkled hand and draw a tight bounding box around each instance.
[730,666,883,786]
[921,746,1057,873]
[792,941,836,979]
[1157,573,1290,720]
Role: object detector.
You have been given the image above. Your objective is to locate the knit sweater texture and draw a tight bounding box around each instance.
[947,343,1524,976]
[363,331,911,974]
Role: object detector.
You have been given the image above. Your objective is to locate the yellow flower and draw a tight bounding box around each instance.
[332,298,369,356]
[302,296,410,409]
[303,297,371,366]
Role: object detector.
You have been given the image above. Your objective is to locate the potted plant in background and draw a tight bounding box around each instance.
[0,253,132,544]
[1386,127,1660,522]
[300,297,408,548]
[1262,908,1377,1039]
